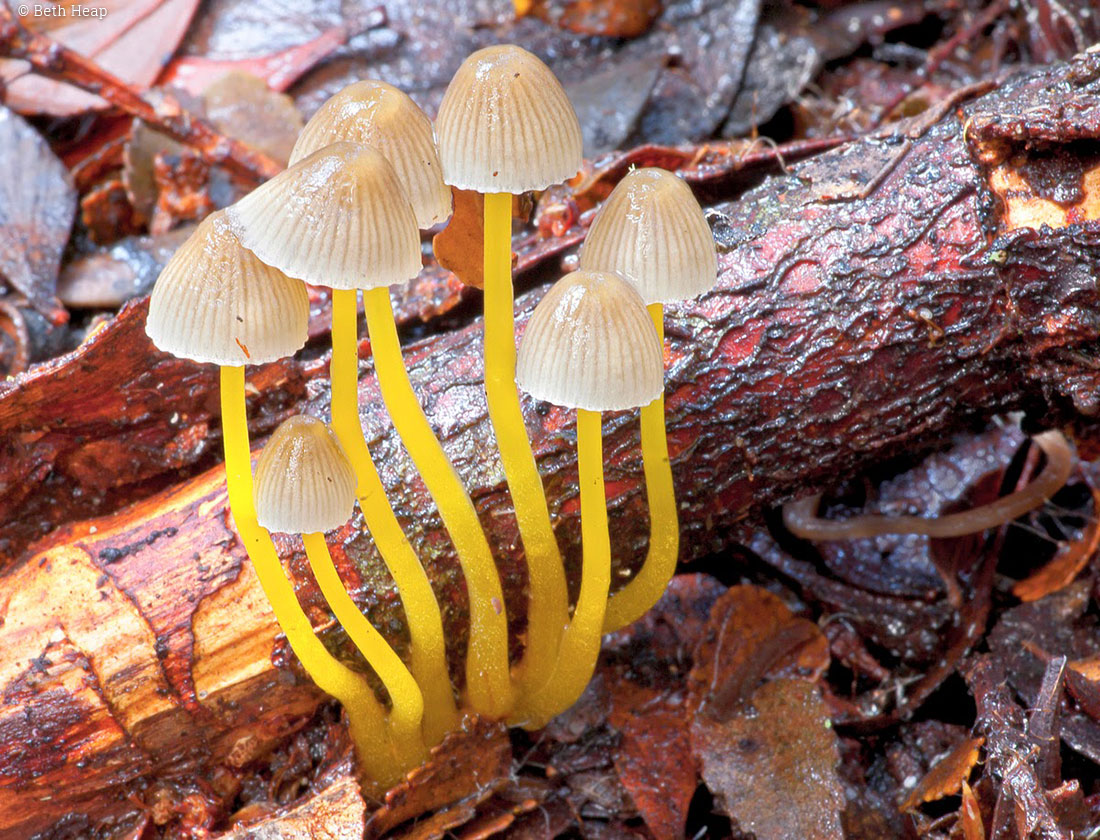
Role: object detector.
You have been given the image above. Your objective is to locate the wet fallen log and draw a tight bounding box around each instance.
[2,52,1100,838]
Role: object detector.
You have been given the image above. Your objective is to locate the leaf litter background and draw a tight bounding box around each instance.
[2,0,1100,837]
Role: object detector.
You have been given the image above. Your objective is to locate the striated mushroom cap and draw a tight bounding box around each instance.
[254,414,357,534]
[516,269,663,412]
[290,80,452,228]
[145,209,309,366]
[578,167,717,304]
[227,141,422,291]
[435,45,582,194]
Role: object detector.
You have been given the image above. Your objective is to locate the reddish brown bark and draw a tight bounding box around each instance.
[1,53,1099,837]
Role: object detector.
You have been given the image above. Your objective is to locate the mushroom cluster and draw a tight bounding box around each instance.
[145,44,717,786]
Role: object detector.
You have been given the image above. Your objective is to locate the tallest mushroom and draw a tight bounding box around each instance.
[435,45,583,697]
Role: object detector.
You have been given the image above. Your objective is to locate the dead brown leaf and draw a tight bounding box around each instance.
[692,679,844,840]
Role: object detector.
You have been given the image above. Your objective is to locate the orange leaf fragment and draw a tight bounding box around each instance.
[899,735,984,812]
[959,781,985,840]
[1013,487,1099,602]
[432,189,528,290]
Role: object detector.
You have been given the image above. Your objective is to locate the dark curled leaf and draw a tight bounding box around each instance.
[0,106,75,323]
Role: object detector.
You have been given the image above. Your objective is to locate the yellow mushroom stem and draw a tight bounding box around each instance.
[603,302,679,631]
[329,288,459,745]
[483,191,569,695]
[300,531,427,768]
[219,365,399,789]
[360,285,514,718]
[518,408,610,729]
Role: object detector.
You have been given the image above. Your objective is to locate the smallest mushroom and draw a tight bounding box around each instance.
[513,269,663,727]
[255,414,428,773]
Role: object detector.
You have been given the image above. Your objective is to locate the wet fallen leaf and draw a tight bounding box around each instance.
[692,679,844,840]
[899,735,984,811]
[0,106,75,323]
[1,0,201,116]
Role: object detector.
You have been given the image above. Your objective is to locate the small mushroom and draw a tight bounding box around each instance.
[577,167,717,631]
[255,414,427,769]
[227,142,511,720]
[144,211,397,787]
[515,269,663,727]
[436,45,582,695]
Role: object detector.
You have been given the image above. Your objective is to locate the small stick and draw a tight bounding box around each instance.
[0,6,281,183]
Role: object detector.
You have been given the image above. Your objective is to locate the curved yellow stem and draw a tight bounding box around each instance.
[361,286,514,719]
[330,288,458,745]
[518,409,609,728]
[603,303,679,631]
[219,365,399,789]
[483,192,568,698]
[301,531,427,768]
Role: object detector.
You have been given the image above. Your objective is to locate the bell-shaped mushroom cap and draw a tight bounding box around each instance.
[290,80,452,228]
[436,44,582,194]
[516,270,663,412]
[145,209,309,366]
[578,167,717,304]
[254,415,357,534]
[227,141,422,291]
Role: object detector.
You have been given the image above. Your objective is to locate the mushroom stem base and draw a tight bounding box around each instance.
[218,365,399,789]
[301,530,427,767]
[515,408,610,729]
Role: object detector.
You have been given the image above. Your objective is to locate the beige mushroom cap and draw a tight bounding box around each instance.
[227,141,422,291]
[578,167,717,304]
[254,415,357,534]
[290,80,452,229]
[516,270,663,412]
[145,209,309,366]
[436,44,583,194]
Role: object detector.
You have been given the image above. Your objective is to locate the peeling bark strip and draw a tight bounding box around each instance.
[2,54,1100,837]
